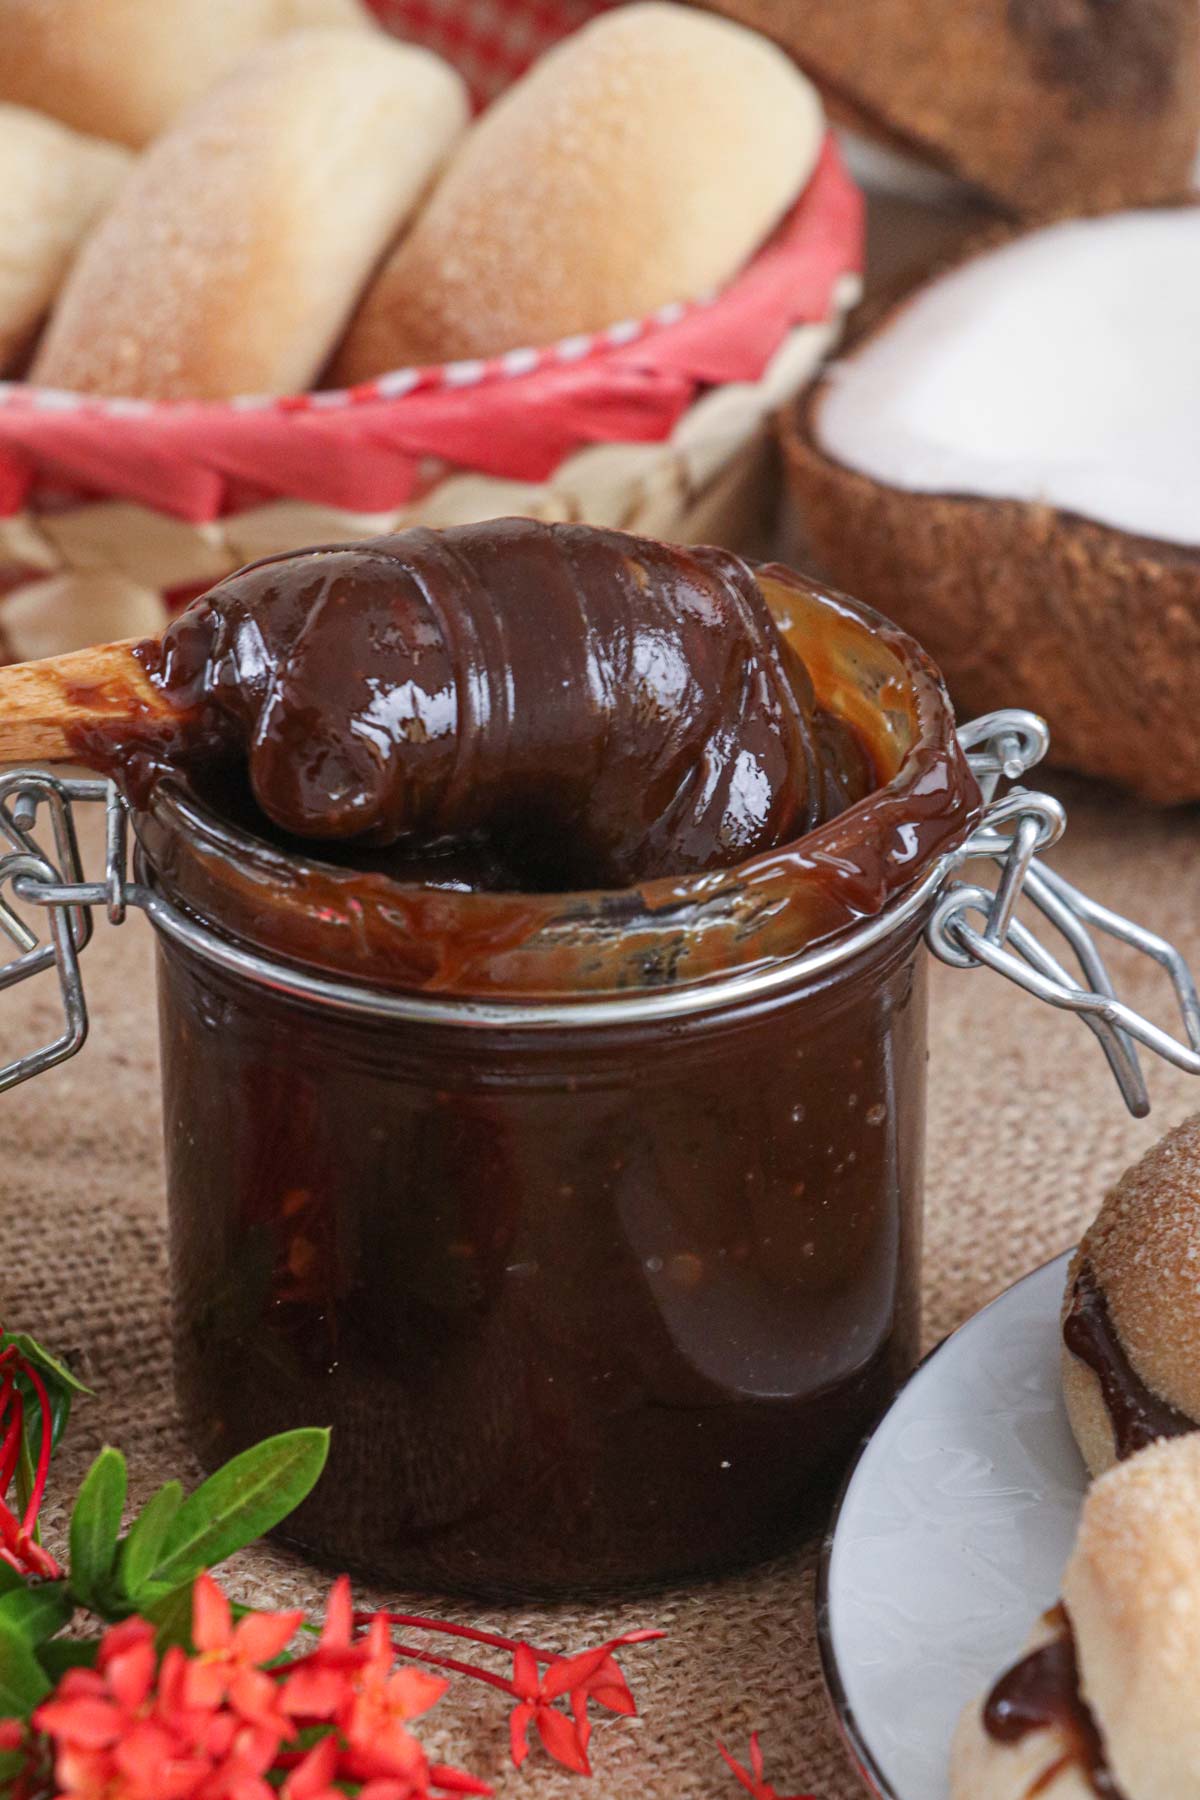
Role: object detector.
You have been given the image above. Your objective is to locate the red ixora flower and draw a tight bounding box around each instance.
[9,1559,661,1796]
[508,1633,661,1777]
[281,1579,482,1798]
[719,1734,813,1800]
[353,1608,665,1780]
[29,1578,488,1800]
[187,1571,302,1729]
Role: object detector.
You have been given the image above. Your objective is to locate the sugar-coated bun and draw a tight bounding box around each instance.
[1062,1434,1200,1800]
[0,0,375,149]
[1062,1114,1200,1478]
[0,106,130,375]
[950,1617,1094,1800]
[32,31,469,401]
[334,1,824,377]
[952,1436,1200,1800]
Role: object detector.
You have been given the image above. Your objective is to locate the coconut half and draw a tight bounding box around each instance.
[785,207,1200,804]
[695,0,1200,219]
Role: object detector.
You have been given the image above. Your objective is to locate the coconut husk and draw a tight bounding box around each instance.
[694,0,1200,219]
[783,384,1200,805]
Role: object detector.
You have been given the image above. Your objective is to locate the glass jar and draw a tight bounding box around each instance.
[124,568,981,1595]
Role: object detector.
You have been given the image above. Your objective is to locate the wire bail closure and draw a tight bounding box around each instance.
[2,712,1200,1115]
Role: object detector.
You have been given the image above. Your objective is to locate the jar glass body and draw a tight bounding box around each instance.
[159,915,928,1596]
[137,564,977,1596]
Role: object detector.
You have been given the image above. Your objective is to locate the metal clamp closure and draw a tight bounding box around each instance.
[930,710,1200,1117]
[3,712,1200,1114]
[0,772,125,1092]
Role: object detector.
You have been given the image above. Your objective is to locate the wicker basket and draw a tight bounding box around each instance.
[0,0,862,655]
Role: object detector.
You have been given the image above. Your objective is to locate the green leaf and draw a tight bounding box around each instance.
[116,1481,184,1602]
[69,1447,127,1611]
[144,1581,196,1655]
[0,1585,71,1646]
[39,1638,101,1679]
[4,1335,91,1398]
[151,1429,329,1589]
[0,1618,50,1716]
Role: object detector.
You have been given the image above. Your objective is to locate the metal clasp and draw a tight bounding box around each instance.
[935,710,1200,1117]
[0,773,130,1093]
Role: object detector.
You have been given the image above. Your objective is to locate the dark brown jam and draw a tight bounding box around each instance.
[126,520,874,887]
[1063,1260,1195,1460]
[63,522,985,1594]
[983,1609,1124,1798]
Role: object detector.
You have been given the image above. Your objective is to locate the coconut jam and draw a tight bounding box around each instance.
[84,521,982,1593]
[983,1609,1123,1799]
[1063,1261,1194,1460]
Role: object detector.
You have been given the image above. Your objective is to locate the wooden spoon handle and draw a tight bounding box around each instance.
[0,640,171,765]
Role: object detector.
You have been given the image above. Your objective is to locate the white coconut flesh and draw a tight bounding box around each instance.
[816,207,1200,548]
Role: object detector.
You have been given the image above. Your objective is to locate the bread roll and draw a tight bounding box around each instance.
[0,107,130,375]
[1063,1435,1200,1800]
[949,1617,1094,1799]
[952,1436,1200,1800]
[334,1,824,378]
[0,0,375,149]
[1061,1113,1200,1479]
[32,31,469,401]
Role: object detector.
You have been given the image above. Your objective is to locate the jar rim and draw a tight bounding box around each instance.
[133,840,951,1027]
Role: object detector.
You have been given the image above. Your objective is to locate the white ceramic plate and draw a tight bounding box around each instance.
[818,1252,1088,1800]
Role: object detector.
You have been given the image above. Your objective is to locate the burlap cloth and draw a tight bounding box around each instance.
[4,773,1199,1798]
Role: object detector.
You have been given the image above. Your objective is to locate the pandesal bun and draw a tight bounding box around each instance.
[1061,1114,1200,1478]
[32,30,469,401]
[0,0,375,148]
[334,1,825,378]
[952,1436,1200,1800]
[949,1617,1094,1800]
[0,106,130,374]
[1063,1434,1200,1800]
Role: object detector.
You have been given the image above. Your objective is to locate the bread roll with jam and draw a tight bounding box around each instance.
[0,106,130,375]
[952,1435,1200,1800]
[1061,1113,1200,1479]
[32,30,469,401]
[0,0,374,149]
[334,0,825,377]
